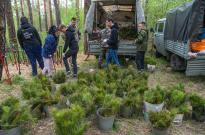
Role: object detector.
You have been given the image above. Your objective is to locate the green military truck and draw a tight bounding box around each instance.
[152,0,205,76]
[84,0,145,60]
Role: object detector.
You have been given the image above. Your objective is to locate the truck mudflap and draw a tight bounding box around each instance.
[186,59,205,76]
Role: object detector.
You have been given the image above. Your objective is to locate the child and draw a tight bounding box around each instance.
[42,25,60,79]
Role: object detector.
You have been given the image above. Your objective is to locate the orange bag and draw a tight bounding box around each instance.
[191,39,205,52]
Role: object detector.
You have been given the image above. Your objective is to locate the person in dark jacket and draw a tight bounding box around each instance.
[59,24,79,77]
[17,16,44,76]
[105,17,121,69]
[42,25,60,79]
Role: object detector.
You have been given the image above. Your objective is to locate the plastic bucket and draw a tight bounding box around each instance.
[143,100,164,122]
[152,127,169,135]
[97,108,115,132]
[173,114,184,126]
[0,125,21,135]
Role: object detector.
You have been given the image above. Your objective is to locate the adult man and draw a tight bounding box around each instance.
[135,22,148,72]
[105,17,121,69]
[98,25,111,69]
[59,24,79,77]
[17,16,44,76]
[61,18,81,42]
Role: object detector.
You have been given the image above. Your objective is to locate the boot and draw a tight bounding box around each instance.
[98,63,101,69]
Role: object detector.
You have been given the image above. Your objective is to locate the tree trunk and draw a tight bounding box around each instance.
[32,0,35,27]
[23,0,27,17]
[84,0,91,55]
[14,0,20,29]
[0,0,6,81]
[44,0,48,32]
[54,0,61,27]
[27,0,33,26]
[48,0,53,27]
[76,0,80,28]
[37,0,42,32]
[47,0,50,27]
[66,0,68,15]
[145,0,148,23]
[5,0,18,49]
[20,0,24,16]
[81,0,82,9]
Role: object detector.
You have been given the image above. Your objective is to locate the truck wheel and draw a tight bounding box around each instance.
[170,54,186,71]
[156,49,161,58]
[171,54,178,70]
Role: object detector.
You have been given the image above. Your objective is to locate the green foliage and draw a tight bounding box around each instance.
[51,105,90,135]
[21,80,43,100]
[52,70,66,84]
[0,96,32,130]
[100,94,122,117]
[145,57,157,65]
[123,90,142,108]
[59,82,78,96]
[144,85,167,104]
[170,90,189,107]
[32,88,60,107]
[34,73,52,91]
[0,95,20,119]
[149,110,174,128]
[119,26,138,40]
[190,94,205,117]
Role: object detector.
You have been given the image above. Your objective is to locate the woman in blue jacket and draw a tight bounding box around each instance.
[42,25,60,79]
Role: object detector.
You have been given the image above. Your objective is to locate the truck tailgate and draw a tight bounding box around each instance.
[186,59,205,76]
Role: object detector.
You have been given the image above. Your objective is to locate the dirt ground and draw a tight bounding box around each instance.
[1,53,205,135]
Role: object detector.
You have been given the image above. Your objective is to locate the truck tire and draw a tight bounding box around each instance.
[156,49,161,58]
[170,54,186,71]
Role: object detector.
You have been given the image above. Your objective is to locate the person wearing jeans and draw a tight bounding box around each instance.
[59,24,79,77]
[17,16,44,76]
[42,25,60,79]
[135,22,148,72]
[105,17,121,69]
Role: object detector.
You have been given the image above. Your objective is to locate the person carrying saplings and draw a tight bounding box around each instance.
[104,17,121,69]
[17,16,44,76]
[41,25,60,79]
[98,24,111,69]
[59,24,79,77]
[135,22,148,72]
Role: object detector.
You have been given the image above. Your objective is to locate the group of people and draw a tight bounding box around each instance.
[17,16,148,79]
[98,18,148,72]
[17,17,80,78]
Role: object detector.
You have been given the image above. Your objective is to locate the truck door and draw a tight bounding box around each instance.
[155,21,166,56]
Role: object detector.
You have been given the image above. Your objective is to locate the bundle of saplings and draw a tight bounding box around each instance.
[34,73,52,90]
[51,105,90,135]
[0,96,32,130]
[144,85,167,104]
[77,71,92,86]
[149,109,175,133]
[190,94,205,122]
[118,24,138,40]
[100,94,122,117]
[167,90,190,114]
[59,81,78,96]
[69,91,96,117]
[52,70,66,84]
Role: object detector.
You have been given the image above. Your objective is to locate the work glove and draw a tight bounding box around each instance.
[62,53,65,58]
[103,39,108,43]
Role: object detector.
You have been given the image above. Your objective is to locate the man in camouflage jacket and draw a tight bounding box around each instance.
[61,17,81,43]
[98,25,111,69]
[135,22,148,72]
